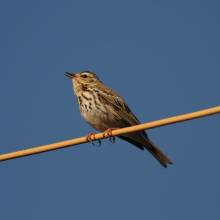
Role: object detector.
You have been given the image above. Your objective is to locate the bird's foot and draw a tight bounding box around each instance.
[86,133,101,147]
[102,128,120,145]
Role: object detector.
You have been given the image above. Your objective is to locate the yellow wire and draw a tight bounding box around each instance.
[0,106,220,162]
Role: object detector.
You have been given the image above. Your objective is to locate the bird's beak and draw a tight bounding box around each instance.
[65,72,77,79]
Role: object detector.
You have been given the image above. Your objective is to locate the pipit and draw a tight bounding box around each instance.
[65,71,172,168]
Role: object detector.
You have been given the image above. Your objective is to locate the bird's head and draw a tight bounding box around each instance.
[65,71,102,93]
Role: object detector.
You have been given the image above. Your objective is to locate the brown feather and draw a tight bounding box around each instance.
[95,87,173,168]
[67,71,173,168]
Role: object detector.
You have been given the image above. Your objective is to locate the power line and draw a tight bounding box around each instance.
[0,106,219,162]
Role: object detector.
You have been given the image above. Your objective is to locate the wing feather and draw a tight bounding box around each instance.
[94,85,173,168]
[97,88,141,126]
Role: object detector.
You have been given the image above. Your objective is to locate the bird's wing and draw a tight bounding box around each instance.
[97,86,173,167]
[97,88,147,150]
[97,87,141,126]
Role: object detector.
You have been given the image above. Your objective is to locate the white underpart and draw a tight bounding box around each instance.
[77,91,121,132]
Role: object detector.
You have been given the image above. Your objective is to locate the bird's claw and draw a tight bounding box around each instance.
[102,128,119,145]
[86,133,101,147]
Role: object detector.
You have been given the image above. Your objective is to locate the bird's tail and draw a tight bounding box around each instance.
[145,138,173,168]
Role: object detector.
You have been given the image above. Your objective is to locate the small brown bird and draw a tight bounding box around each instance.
[65,71,172,168]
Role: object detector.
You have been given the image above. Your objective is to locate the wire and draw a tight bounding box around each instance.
[0,106,219,162]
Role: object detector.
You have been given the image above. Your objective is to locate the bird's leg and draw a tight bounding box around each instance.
[86,133,101,147]
[102,128,120,145]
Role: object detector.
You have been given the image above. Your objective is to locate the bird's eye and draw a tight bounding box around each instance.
[82,75,87,78]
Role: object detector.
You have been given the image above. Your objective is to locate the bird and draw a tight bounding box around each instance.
[65,71,173,168]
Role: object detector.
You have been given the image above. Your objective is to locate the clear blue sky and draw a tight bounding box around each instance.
[1,1,220,219]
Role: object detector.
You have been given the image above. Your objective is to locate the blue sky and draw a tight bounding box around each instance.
[1,1,220,219]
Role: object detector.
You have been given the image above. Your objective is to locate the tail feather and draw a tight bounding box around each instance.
[145,138,173,168]
[118,131,173,168]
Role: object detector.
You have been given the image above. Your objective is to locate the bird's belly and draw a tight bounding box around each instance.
[79,99,122,132]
